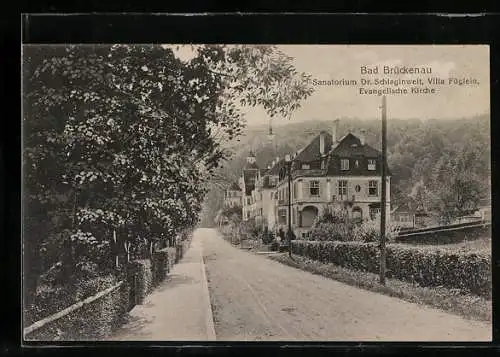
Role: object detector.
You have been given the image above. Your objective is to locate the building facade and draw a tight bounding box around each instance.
[223,182,243,208]
[237,120,392,239]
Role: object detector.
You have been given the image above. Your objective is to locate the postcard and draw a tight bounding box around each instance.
[22,44,491,342]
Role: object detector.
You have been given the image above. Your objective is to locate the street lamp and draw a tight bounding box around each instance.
[285,154,293,257]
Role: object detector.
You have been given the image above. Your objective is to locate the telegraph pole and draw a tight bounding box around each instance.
[287,160,292,258]
[380,95,387,285]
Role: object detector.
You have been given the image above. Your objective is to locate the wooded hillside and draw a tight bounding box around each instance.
[201,115,490,226]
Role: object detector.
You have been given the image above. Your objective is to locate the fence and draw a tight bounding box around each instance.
[396,221,491,244]
[24,235,192,341]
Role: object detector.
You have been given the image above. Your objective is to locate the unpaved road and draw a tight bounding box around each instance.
[200,228,491,342]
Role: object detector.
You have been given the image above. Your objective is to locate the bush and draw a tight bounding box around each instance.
[309,206,355,241]
[352,218,400,243]
[166,247,177,270]
[262,229,274,244]
[310,222,354,241]
[151,249,169,286]
[128,260,152,304]
[291,240,491,297]
[270,240,280,251]
[24,278,127,341]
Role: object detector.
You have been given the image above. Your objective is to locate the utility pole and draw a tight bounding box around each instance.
[285,154,293,258]
[380,95,387,285]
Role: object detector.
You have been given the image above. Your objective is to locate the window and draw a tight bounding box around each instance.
[341,159,349,170]
[309,180,320,197]
[302,164,310,169]
[355,160,359,168]
[293,182,298,199]
[369,207,380,220]
[278,209,287,224]
[302,231,311,239]
[369,180,378,196]
[355,184,361,193]
[338,180,348,196]
[368,159,376,171]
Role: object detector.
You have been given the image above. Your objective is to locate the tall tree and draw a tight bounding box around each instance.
[23,44,312,307]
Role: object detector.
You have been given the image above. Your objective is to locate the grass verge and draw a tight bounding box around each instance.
[268,253,491,323]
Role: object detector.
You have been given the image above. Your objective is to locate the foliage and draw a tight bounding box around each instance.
[212,116,490,225]
[261,228,275,245]
[351,215,401,243]
[25,280,128,341]
[309,206,354,241]
[270,239,280,251]
[291,240,491,298]
[23,44,311,310]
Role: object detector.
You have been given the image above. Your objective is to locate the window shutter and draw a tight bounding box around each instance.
[334,180,339,199]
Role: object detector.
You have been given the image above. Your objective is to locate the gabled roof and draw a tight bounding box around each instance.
[294,131,333,163]
[327,132,391,176]
[331,133,380,158]
[393,202,415,214]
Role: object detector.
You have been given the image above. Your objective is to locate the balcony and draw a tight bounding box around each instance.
[294,195,325,204]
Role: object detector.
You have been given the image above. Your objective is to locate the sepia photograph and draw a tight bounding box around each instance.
[22,44,491,342]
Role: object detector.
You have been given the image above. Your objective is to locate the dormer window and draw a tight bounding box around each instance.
[368,159,376,171]
[341,159,349,171]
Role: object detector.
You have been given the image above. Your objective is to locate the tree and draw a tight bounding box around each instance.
[23,44,312,307]
[428,148,482,223]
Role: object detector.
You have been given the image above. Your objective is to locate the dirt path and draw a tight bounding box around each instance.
[201,228,491,342]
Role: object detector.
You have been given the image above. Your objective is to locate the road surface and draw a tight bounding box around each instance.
[200,228,491,342]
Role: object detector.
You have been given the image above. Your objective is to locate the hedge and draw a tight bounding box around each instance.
[24,275,128,341]
[166,247,177,269]
[291,240,491,298]
[128,260,153,305]
[151,249,169,287]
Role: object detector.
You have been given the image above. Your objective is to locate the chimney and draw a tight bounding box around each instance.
[332,119,340,147]
[359,129,366,146]
[319,132,326,155]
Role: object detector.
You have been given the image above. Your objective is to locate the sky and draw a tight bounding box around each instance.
[171,44,490,127]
